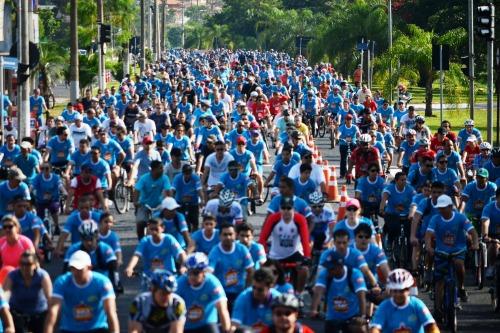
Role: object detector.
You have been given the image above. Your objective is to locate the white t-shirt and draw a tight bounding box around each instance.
[133,119,157,142]
[204,152,234,187]
[288,163,325,188]
[269,219,303,260]
[69,123,92,145]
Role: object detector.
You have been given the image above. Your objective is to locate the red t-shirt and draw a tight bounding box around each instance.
[269,96,289,116]
[464,145,480,168]
[350,147,381,178]
[430,136,446,154]
[251,102,270,121]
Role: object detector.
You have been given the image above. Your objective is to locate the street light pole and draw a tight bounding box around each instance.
[69,0,79,102]
[140,0,146,71]
[468,0,475,119]
[97,0,105,91]
[388,0,393,102]
[18,0,30,139]
[181,0,185,48]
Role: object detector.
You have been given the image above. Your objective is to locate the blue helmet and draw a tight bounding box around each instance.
[150,269,177,292]
[185,252,209,271]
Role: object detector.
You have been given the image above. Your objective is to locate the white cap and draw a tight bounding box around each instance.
[20,141,32,149]
[250,91,258,97]
[74,113,83,121]
[68,250,92,270]
[435,194,453,208]
[466,135,477,142]
[161,197,180,210]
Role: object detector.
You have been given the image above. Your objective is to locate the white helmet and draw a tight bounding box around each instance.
[479,142,492,150]
[464,119,474,126]
[387,269,414,290]
[359,134,371,143]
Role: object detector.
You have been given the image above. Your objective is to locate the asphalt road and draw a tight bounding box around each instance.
[44,134,500,332]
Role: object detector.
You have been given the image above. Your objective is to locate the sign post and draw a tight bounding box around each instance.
[0,56,17,145]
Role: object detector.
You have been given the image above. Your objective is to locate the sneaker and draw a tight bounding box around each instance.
[486,266,495,280]
[458,288,468,303]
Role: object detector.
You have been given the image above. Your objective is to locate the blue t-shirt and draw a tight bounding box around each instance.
[173,173,202,205]
[271,159,298,187]
[135,173,171,207]
[432,168,459,195]
[64,242,117,274]
[370,296,435,333]
[355,176,385,204]
[47,137,74,165]
[18,212,43,242]
[232,287,281,327]
[134,234,184,276]
[382,183,416,216]
[99,230,122,255]
[427,212,474,253]
[247,140,266,166]
[30,95,46,116]
[176,273,226,329]
[315,267,367,320]
[88,158,111,190]
[0,145,20,167]
[436,151,462,176]
[230,149,254,176]
[293,178,317,203]
[352,244,387,280]
[400,141,419,167]
[14,153,39,183]
[61,110,78,123]
[168,136,191,161]
[208,243,254,294]
[462,181,497,218]
[267,194,312,218]
[52,271,115,332]
[0,181,31,217]
[154,211,189,249]
[338,124,359,145]
[116,136,134,163]
[63,210,102,243]
[219,173,252,200]
[93,139,123,167]
[482,201,500,236]
[415,198,440,239]
[32,173,62,204]
[192,229,220,255]
[458,128,482,151]
[333,218,376,245]
[244,240,267,269]
[70,150,91,175]
[320,247,368,271]
[483,160,500,183]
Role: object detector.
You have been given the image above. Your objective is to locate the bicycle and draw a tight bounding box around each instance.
[386,216,410,269]
[486,238,500,312]
[113,167,131,214]
[316,109,327,138]
[434,250,464,333]
[328,115,338,149]
[474,238,488,290]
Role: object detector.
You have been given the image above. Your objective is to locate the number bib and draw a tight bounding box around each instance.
[443,231,456,246]
[73,303,93,322]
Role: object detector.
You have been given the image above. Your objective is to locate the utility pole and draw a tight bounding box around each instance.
[161,1,166,52]
[140,0,146,71]
[18,0,30,138]
[468,0,475,119]
[152,0,159,61]
[181,0,185,48]
[70,0,79,102]
[97,0,105,91]
[388,0,393,102]
[359,38,364,84]
[496,47,499,147]
[486,36,494,143]
[367,40,371,89]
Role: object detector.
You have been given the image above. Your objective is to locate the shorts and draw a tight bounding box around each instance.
[434,251,465,281]
[36,202,60,217]
[277,251,306,265]
[256,163,263,175]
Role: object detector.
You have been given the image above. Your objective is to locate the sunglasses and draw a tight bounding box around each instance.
[20,261,34,266]
[252,286,266,293]
[425,164,434,168]
[274,309,294,317]
[148,227,160,232]
[369,169,378,173]
[357,235,370,239]
[216,148,225,151]
[438,160,448,164]
[280,206,293,210]
[311,205,324,209]
[347,207,358,212]
[189,269,203,276]
[2,224,13,230]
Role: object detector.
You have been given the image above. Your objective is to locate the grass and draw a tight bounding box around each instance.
[424,108,498,143]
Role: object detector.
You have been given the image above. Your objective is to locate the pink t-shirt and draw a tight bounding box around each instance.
[0,235,34,268]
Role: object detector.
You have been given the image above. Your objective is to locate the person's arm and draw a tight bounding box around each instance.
[469,227,479,250]
[424,323,441,333]
[169,318,185,333]
[379,191,389,215]
[425,230,434,257]
[55,231,69,257]
[245,267,254,288]
[360,266,378,289]
[104,297,120,333]
[459,195,468,213]
[182,231,195,254]
[298,215,311,258]
[41,272,53,301]
[106,172,113,191]
[128,320,143,333]
[125,254,140,277]
[216,299,231,333]
[411,212,422,246]
[44,297,62,333]
[397,150,404,168]
[96,188,108,212]
[310,285,325,316]
[0,306,14,333]
[32,228,41,252]
[357,290,367,317]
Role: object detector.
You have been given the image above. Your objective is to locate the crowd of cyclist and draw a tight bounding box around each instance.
[0,48,497,333]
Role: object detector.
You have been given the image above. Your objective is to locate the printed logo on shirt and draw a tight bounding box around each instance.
[225,269,238,286]
[473,200,485,210]
[393,323,412,333]
[333,296,349,313]
[151,258,164,270]
[74,303,93,321]
[443,231,456,246]
[187,305,204,322]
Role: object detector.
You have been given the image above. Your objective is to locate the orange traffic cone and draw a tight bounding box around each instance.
[316,151,323,165]
[322,160,330,182]
[327,166,340,202]
[336,185,348,221]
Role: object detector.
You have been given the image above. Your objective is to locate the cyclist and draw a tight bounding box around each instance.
[397,129,419,174]
[202,140,234,195]
[347,134,382,183]
[473,142,492,171]
[426,194,479,317]
[460,168,497,225]
[308,191,336,251]
[379,172,416,260]
[63,220,121,293]
[191,213,220,255]
[236,222,267,269]
[68,138,91,178]
[176,252,231,333]
[12,197,43,254]
[14,141,39,185]
[204,189,244,227]
[301,90,319,136]
[44,250,119,333]
[482,188,500,281]
[208,223,254,311]
[458,119,482,152]
[264,145,299,196]
[129,136,162,183]
[231,267,282,331]
[370,269,439,333]
[0,167,29,216]
[44,126,74,169]
[172,164,204,231]
[0,134,19,168]
[407,155,434,193]
[29,88,48,126]
[155,197,195,253]
[462,135,480,174]
[125,216,186,281]
[260,293,314,333]
[436,138,465,180]
[355,163,385,222]
[134,160,171,240]
[128,269,186,333]
[3,251,51,333]
[311,251,368,333]
[484,148,500,184]
[98,213,122,267]
[86,146,112,195]
[259,196,311,295]
[337,114,360,178]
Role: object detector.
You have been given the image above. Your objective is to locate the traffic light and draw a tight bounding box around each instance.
[100,24,112,44]
[476,3,495,40]
[460,56,470,77]
[17,63,30,85]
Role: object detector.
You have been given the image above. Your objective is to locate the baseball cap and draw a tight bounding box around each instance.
[8,168,26,181]
[68,250,92,270]
[249,121,260,130]
[236,136,247,145]
[161,197,181,210]
[137,110,147,118]
[74,113,83,121]
[476,168,489,178]
[280,196,294,209]
[142,136,154,145]
[20,141,32,150]
[291,130,302,139]
[435,194,453,208]
[467,135,477,142]
[346,198,361,209]
[419,138,430,146]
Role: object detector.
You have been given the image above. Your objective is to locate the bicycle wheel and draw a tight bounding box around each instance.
[114,178,129,214]
[330,127,336,149]
[262,176,270,203]
[447,282,458,333]
[398,238,409,269]
[475,248,485,290]
[317,116,326,138]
